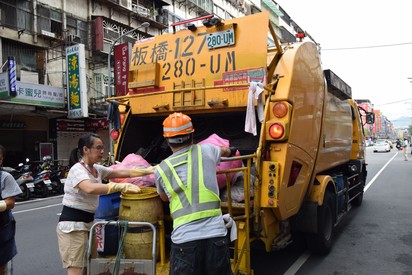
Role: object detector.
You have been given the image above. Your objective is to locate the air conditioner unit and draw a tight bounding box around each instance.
[119,0,132,11]
[67,34,81,44]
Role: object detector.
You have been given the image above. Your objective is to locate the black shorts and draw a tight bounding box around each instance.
[170,236,232,275]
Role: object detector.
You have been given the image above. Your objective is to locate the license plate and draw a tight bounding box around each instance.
[44,180,52,185]
[207,28,235,49]
[26,183,35,188]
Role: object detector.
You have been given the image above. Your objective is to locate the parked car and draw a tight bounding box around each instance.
[373,140,391,152]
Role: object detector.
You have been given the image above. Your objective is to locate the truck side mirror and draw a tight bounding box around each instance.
[366,113,375,124]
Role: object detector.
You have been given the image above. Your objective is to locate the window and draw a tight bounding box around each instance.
[2,39,44,83]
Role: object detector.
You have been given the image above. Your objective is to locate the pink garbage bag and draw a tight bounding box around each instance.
[198,134,242,189]
[110,154,155,187]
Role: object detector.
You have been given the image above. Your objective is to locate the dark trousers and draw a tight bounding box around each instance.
[170,236,233,275]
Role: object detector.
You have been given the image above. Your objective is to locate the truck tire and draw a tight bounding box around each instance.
[351,179,364,207]
[306,191,335,255]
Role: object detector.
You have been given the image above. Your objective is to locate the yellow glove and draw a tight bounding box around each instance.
[0,200,7,212]
[129,166,156,178]
[107,182,141,194]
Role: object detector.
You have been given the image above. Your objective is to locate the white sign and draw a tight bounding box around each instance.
[66,44,88,118]
[0,80,65,107]
[0,72,10,98]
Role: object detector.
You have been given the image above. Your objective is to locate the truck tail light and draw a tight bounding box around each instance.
[268,123,284,139]
[266,101,292,141]
[110,129,119,141]
[273,102,288,118]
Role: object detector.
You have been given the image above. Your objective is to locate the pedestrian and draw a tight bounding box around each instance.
[396,138,402,150]
[0,145,22,275]
[154,112,236,275]
[403,138,409,161]
[56,133,155,275]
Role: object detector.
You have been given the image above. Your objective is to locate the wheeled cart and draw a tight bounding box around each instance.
[86,221,157,275]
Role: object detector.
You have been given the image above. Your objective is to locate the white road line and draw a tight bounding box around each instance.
[284,151,398,274]
[15,195,63,205]
[284,251,311,275]
[365,151,398,191]
[13,203,62,214]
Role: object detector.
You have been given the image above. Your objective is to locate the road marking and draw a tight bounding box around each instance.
[15,195,63,206]
[365,151,398,191]
[284,251,311,275]
[13,203,62,214]
[284,151,399,274]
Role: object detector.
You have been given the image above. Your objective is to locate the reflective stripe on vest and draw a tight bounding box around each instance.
[157,145,221,228]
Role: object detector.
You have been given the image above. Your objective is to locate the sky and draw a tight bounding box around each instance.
[275,0,412,122]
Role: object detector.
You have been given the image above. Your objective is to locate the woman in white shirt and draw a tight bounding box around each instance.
[56,133,154,275]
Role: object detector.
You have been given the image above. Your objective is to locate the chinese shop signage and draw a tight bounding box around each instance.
[114,42,130,97]
[66,44,88,119]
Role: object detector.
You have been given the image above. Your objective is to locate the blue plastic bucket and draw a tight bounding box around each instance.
[95,192,121,220]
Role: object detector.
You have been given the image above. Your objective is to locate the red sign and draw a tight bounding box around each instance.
[114,43,130,96]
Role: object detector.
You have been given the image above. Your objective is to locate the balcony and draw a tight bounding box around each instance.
[175,0,213,15]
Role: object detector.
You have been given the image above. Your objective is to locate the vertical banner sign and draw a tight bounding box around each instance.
[7,56,17,97]
[66,44,88,119]
[114,43,130,96]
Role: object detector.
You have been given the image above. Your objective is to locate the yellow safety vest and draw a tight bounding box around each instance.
[157,145,221,228]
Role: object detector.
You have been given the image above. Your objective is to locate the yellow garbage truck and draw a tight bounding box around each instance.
[107,11,374,274]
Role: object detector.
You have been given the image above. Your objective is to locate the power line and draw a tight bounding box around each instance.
[322,42,412,51]
[375,98,412,106]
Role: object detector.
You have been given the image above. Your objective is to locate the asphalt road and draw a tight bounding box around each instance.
[9,147,412,274]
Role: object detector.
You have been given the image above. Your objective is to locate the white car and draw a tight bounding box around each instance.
[373,140,391,152]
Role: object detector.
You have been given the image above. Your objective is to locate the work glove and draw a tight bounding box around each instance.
[107,182,141,194]
[129,166,156,178]
[229,146,238,157]
[0,200,7,212]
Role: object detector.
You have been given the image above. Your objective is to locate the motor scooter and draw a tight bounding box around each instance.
[37,155,67,195]
[32,168,52,198]
[2,159,35,201]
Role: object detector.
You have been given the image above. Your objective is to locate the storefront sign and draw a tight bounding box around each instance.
[0,120,26,129]
[56,118,109,132]
[0,72,10,98]
[6,82,65,107]
[66,44,88,119]
[114,42,130,96]
[0,60,65,107]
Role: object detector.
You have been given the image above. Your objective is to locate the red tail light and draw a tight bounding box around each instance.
[268,123,284,139]
[110,129,119,140]
[273,102,288,118]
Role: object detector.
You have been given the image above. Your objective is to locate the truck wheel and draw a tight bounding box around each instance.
[306,191,335,255]
[351,179,364,207]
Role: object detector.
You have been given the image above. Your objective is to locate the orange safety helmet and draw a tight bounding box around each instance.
[163,112,195,138]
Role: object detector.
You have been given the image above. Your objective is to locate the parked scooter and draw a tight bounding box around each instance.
[41,156,66,195]
[32,157,53,198]
[2,159,35,201]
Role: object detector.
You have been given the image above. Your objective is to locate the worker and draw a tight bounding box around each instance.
[56,133,155,275]
[154,112,236,275]
[0,145,22,275]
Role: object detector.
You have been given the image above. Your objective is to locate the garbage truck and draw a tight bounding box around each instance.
[105,11,375,274]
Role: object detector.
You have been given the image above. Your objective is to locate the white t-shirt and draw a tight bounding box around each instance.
[0,171,22,199]
[58,162,112,232]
